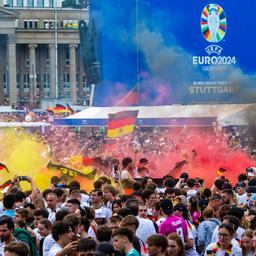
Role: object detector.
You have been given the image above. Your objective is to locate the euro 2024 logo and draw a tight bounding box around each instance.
[192,3,236,70]
[201,3,226,43]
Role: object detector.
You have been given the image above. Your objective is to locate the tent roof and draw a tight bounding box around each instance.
[53,104,255,126]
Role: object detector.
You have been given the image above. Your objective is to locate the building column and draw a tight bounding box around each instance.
[69,44,77,104]
[49,44,56,98]
[29,44,37,103]
[8,34,17,106]
[0,53,3,105]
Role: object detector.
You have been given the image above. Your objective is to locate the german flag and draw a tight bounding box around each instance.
[47,104,72,114]
[70,156,102,166]
[0,163,9,173]
[107,110,139,138]
[116,86,139,106]
[0,180,12,189]
[67,104,75,114]
[216,167,226,175]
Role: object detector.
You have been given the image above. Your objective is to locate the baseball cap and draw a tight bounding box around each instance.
[95,242,115,256]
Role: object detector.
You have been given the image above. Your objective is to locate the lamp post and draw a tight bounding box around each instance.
[54,0,58,99]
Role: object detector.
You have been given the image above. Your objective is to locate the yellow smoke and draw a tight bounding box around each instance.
[0,128,95,193]
[0,128,50,191]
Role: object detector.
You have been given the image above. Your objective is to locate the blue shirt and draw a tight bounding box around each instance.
[126,248,140,256]
[0,210,15,219]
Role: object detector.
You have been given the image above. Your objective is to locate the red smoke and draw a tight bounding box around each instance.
[103,127,256,187]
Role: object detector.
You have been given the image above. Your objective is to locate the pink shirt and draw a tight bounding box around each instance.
[159,215,188,241]
[192,211,200,224]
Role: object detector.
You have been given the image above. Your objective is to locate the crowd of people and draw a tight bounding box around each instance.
[1,110,256,256]
[0,156,256,256]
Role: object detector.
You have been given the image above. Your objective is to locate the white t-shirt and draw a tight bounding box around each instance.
[156,217,166,226]
[136,216,156,244]
[186,221,199,256]
[187,189,197,199]
[94,205,112,220]
[236,193,248,206]
[205,242,242,256]
[48,243,64,256]
[33,227,43,241]
[47,208,57,223]
[43,234,56,256]
[120,169,131,180]
[81,193,90,205]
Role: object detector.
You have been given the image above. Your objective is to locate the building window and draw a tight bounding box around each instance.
[44,20,54,29]
[36,0,44,7]
[63,73,70,97]
[26,58,30,67]
[66,50,70,66]
[23,74,30,89]
[43,74,50,89]
[76,73,79,88]
[24,20,39,29]
[82,75,87,92]
[48,0,53,7]
[16,74,20,89]
[64,73,70,88]
[16,0,23,7]
[28,0,34,7]
[3,74,8,89]
[6,0,13,6]
[36,74,40,88]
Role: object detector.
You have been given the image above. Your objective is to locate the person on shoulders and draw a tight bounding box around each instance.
[121,157,134,181]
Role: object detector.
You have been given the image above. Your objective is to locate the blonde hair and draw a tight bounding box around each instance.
[203,206,214,219]
[33,197,46,209]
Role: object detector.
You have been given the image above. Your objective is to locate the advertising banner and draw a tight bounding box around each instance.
[90,0,256,106]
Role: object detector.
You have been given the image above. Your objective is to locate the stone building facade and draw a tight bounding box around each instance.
[0,0,89,106]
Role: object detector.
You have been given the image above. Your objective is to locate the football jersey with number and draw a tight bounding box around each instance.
[159,215,188,241]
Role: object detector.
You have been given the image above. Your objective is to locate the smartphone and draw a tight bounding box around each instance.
[18,176,28,181]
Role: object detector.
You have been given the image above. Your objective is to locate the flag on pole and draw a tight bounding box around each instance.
[107,110,139,138]
[116,86,139,106]
[67,104,75,114]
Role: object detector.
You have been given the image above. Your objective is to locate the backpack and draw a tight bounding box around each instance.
[13,228,39,256]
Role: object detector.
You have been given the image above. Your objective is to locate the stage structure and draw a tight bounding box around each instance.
[53,104,256,127]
